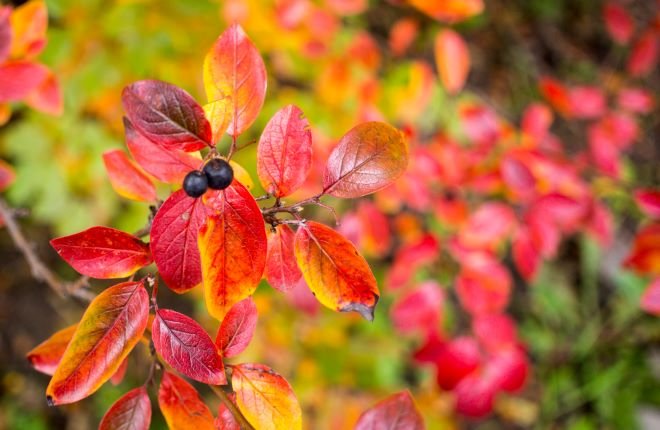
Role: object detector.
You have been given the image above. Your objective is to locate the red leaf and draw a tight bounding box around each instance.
[215,298,258,358]
[25,71,62,115]
[435,29,470,95]
[46,281,149,405]
[456,259,512,316]
[99,387,151,430]
[199,181,267,320]
[472,314,518,353]
[434,336,481,390]
[617,88,655,114]
[387,234,440,289]
[323,122,408,198]
[453,371,497,418]
[215,393,241,430]
[50,226,152,279]
[624,222,660,275]
[521,103,553,140]
[391,281,444,335]
[512,227,541,281]
[539,77,571,116]
[124,118,201,184]
[110,357,128,386]
[354,391,424,430]
[487,348,529,393]
[26,324,77,376]
[257,105,312,197]
[159,372,215,430]
[603,2,634,44]
[232,363,302,430]
[103,150,157,202]
[265,224,302,292]
[152,308,226,385]
[204,24,267,137]
[122,80,212,152]
[567,86,606,119]
[458,102,500,146]
[0,61,48,102]
[457,203,517,251]
[150,190,210,293]
[294,221,379,321]
[389,18,419,57]
[641,278,660,315]
[635,189,660,218]
[627,31,659,77]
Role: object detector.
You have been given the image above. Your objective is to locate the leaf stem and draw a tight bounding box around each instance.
[209,384,256,430]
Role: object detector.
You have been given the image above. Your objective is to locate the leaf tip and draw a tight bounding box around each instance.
[340,293,379,322]
[46,395,54,407]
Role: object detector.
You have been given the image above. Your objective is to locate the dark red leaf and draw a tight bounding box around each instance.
[99,387,151,430]
[354,391,424,430]
[215,298,258,358]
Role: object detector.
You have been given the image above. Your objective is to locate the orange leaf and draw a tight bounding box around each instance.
[103,149,157,202]
[46,281,149,405]
[265,224,302,292]
[9,0,47,59]
[354,391,424,430]
[294,221,379,321]
[203,24,267,137]
[26,324,77,375]
[99,386,151,430]
[199,181,267,320]
[409,0,483,23]
[232,363,302,430]
[158,371,215,430]
[435,29,470,95]
[323,122,408,198]
[50,226,152,279]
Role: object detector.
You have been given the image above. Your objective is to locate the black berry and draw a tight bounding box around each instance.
[203,158,234,190]
[183,171,208,198]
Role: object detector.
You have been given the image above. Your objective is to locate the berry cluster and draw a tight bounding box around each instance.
[183,158,234,198]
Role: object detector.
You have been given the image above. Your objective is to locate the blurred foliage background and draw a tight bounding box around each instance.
[0,0,659,429]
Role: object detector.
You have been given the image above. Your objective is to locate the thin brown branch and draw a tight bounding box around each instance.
[0,197,92,301]
[209,384,256,430]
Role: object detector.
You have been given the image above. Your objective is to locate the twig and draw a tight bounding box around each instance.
[209,385,256,430]
[0,197,92,301]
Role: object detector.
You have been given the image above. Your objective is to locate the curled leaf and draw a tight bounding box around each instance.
[50,226,152,279]
[323,122,408,198]
[46,281,149,405]
[294,221,379,321]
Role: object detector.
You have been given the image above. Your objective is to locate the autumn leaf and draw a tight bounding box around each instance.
[110,357,128,386]
[152,309,226,385]
[354,391,425,430]
[199,181,267,321]
[122,80,212,152]
[25,70,62,115]
[150,190,210,293]
[124,118,201,184]
[257,105,312,197]
[103,149,157,202]
[0,61,48,102]
[265,224,302,292]
[409,0,483,23]
[641,278,660,316]
[294,221,379,321]
[0,7,11,63]
[46,281,149,405]
[215,394,241,430]
[603,2,634,44]
[50,226,152,279]
[26,324,77,375]
[435,29,470,95]
[99,387,151,430]
[323,122,408,198]
[635,189,660,218]
[203,24,267,138]
[215,298,258,358]
[9,0,47,59]
[232,363,302,430]
[159,371,215,430]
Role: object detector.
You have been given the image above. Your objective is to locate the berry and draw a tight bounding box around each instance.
[203,158,234,190]
[183,171,208,198]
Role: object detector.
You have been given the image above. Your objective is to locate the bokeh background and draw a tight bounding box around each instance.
[1,0,659,429]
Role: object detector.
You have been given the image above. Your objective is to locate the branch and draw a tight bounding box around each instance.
[209,384,256,430]
[0,197,92,301]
